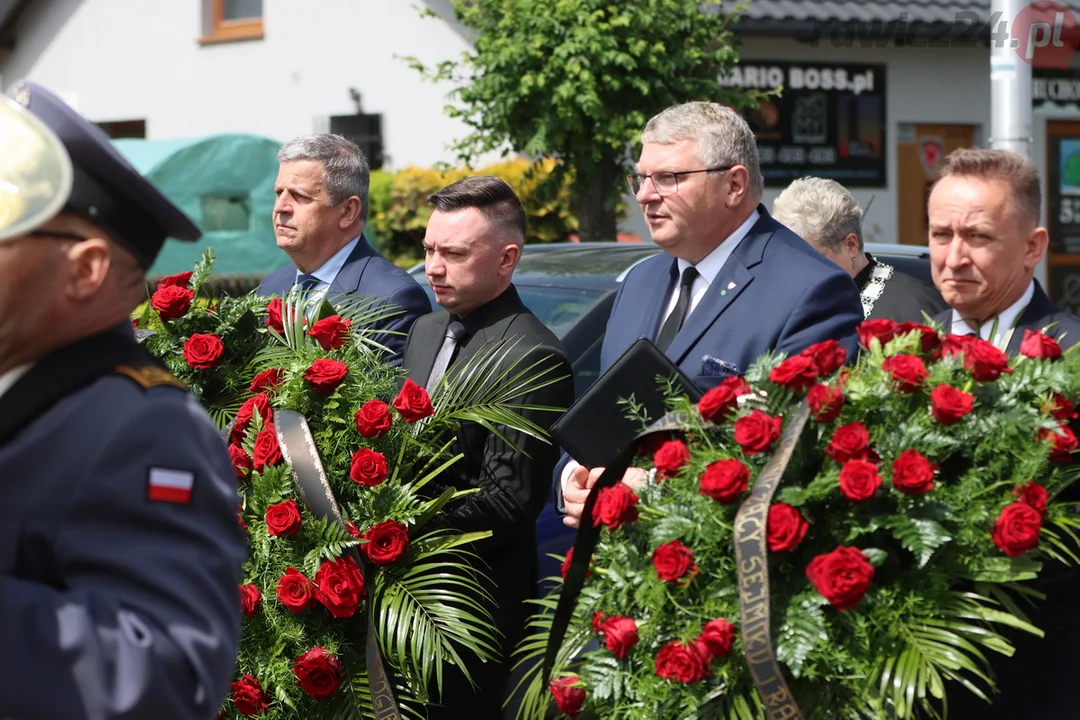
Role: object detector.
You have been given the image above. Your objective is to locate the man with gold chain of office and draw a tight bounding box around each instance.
[0,83,246,719]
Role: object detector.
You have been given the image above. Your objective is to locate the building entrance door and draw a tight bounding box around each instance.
[896,123,977,245]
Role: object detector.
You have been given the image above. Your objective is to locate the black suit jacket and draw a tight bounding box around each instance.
[934,280,1080,718]
[257,235,431,366]
[402,285,575,647]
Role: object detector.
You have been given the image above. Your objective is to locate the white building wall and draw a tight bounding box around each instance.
[0,0,497,170]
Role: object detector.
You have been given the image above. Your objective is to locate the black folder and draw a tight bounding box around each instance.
[550,336,703,468]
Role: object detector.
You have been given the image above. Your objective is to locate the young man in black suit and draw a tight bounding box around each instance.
[927,148,1080,718]
[402,176,575,719]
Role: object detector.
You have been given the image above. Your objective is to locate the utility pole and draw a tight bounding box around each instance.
[989,0,1033,157]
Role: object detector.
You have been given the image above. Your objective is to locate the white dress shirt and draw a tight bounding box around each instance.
[0,364,32,401]
[949,279,1034,351]
[295,236,361,307]
[560,209,760,494]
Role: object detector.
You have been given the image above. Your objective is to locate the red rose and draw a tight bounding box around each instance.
[1012,482,1049,516]
[304,358,348,396]
[891,449,937,495]
[767,503,810,552]
[698,618,736,658]
[308,315,353,351]
[231,394,272,444]
[392,378,435,422]
[252,423,283,473]
[266,499,302,537]
[599,616,639,660]
[230,675,269,717]
[1020,329,1062,360]
[697,375,751,422]
[825,422,872,464]
[349,448,389,487]
[293,647,342,700]
[151,285,194,320]
[314,555,367,619]
[653,439,690,479]
[157,270,193,289]
[1040,423,1078,463]
[266,298,285,334]
[734,409,783,456]
[894,322,941,356]
[800,339,847,376]
[248,368,284,394]
[699,458,750,504]
[655,640,709,684]
[363,520,410,565]
[592,482,639,530]
[355,399,392,438]
[239,583,262,618]
[652,539,695,582]
[807,383,846,423]
[857,318,899,348]
[237,505,247,531]
[992,502,1042,556]
[229,444,252,479]
[805,546,874,611]
[881,354,928,393]
[560,547,591,580]
[930,385,974,425]
[276,567,316,612]
[941,333,974,358]
[769,354,819,392]
[592,610,607,635]
[183,333,225,370]
[838,460,882,502]
[963,338,1013,382]
[1044,392,1077,421]
[549,676,586,718]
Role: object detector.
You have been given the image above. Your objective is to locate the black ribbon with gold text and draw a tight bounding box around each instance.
[275,409,402,720]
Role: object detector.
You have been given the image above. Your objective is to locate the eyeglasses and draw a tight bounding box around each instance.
[626,166,733,196]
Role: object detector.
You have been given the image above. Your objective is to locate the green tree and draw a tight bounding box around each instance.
[406,0,768,242]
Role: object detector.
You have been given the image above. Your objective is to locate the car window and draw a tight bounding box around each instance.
[515,287,607,337]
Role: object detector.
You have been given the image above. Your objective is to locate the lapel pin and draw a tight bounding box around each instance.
[721,290,727,296]
[727,281,736,290]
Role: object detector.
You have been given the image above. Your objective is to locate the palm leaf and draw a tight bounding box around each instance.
[371,532,501,701]
[867,590,1043,718]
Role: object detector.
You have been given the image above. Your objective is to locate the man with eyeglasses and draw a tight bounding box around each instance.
[555,101,863,526]
[0,82,246,719]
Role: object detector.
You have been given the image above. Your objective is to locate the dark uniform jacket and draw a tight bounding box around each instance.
[854,252,949,322]
[0,324,247,720]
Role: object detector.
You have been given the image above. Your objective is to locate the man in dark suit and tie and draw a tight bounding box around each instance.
[401,176,575,719]
[557,101,864,526]
[924,148,1080,718]
[257,134,430,365]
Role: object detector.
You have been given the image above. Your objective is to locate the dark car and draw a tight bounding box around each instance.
[408,241,941,580]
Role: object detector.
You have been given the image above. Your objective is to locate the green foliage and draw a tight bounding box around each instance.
[137,249,569,718]
[513,325,1080,718]
[405,0,772,241]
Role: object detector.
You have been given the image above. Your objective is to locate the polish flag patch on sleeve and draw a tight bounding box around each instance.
[147,467,195,504]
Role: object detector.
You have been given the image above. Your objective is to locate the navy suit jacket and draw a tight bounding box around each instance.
[553,205,864,509]
[257,235,431,366]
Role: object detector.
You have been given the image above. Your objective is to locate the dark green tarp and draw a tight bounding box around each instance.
[111,134,284,277]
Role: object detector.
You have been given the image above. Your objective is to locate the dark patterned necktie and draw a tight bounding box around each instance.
[296,274,321,292]
[426,320,468,389]
[656,266,699,352]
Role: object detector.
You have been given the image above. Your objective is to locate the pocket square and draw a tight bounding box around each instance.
[701,355,740,378]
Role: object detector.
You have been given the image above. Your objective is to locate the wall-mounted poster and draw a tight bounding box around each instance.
[1048,136,1080,254]
[718,62,887,188]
